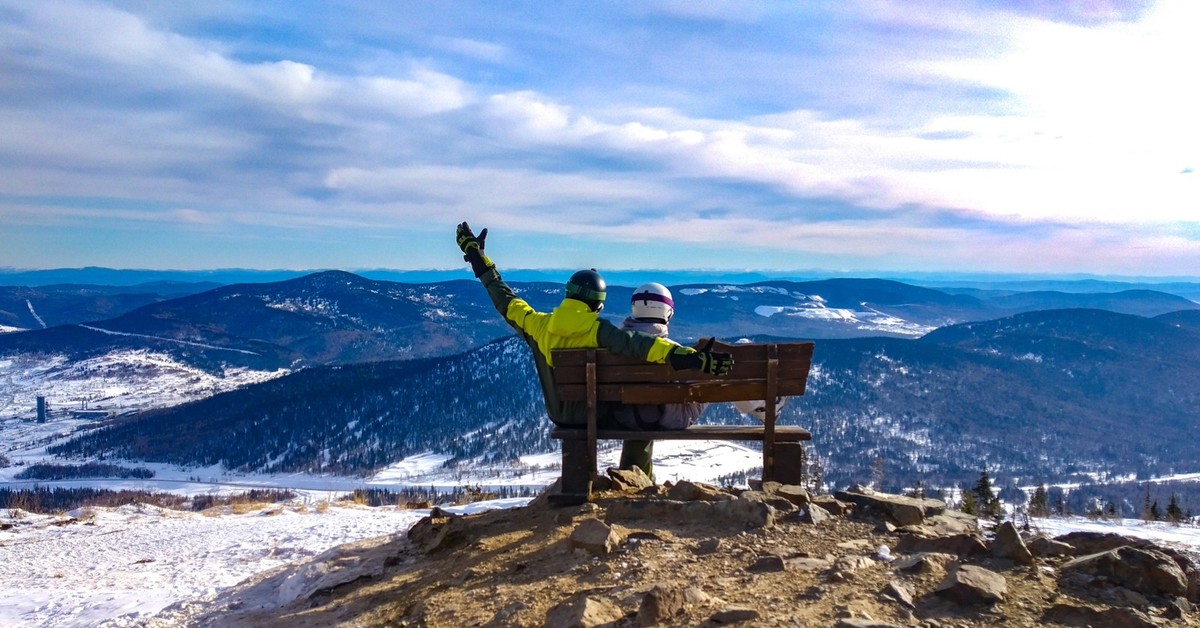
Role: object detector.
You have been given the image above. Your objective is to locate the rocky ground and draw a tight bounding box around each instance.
[157,470,1200,627]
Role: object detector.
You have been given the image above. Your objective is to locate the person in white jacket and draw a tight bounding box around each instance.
[614,282,706,476]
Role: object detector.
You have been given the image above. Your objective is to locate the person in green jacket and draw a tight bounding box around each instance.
[455,222,733,468]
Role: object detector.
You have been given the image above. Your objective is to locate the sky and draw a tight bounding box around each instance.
[1,0,1197,276]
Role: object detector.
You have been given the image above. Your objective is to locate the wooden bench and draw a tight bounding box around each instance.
[549,340,814,505]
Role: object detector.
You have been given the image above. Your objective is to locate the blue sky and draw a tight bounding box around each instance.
[1,0,1197,276]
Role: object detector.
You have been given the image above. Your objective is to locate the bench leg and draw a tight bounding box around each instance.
[549,439,592,506]
[773,443,807,486]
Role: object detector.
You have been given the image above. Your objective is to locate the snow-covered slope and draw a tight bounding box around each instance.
[0,350,286,429]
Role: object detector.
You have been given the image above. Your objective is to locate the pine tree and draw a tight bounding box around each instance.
[1166,494,1183,525]
[972,470,1001,520]
[1142,483,1153,522]
[1150,500,1161,521]
[1105,501,1117,519]
[1029,484,1050,518]
[961,489,978,515]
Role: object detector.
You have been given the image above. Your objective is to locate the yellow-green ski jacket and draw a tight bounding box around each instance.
[478,266,677,426]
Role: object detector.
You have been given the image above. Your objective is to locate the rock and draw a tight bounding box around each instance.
[666,480,731,502]
[1027,535,1074,557]
[569,519,625,557]
[605,497,775,529]
[797,504,832,525]
[407,507,468,553]
[738,490,797,514]
[1041,603,1158,628]
[893,552,956,575]
[591,475,613,492]
[934,565,1007,605]
[710,605,761,624]
[545,594,625,628]
[895,533,987,558]
[746,554,788,573]
[835,486,946,526]
[899,512,977,538]
[1165,597,1193,620]
[637,584,686,626]
[695,538,724,554]
[834,555,876,574]
[773,484,811,507]
[811,495,854,516]
[990,521,1034,565]
[713,495,777,528]
[1054,531,1200,602]
[608,467,654,492]
[881,580,915,608]
[1060,546,1188,597]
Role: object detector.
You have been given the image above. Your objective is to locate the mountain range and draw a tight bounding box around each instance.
[5,270,1200,491]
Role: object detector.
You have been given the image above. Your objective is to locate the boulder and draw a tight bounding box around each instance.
[895,533,987,558]
[569,519,625,557]
[608,467,654,492]
[796,504,832,525]
[881,580,915,609]
[666,480,731,502]
[605,496,775,529]
[772,484,811,507]
[746,554,788,573]
[934,564,1007,605]
[739,490,798,514]
[637,584,686,626]
[899,512,977,537]
[1060,546,1189,597]
[990,521,1034,565]
[835,486,946,526]
[811,495,854,516]
[1027,535,1074,557]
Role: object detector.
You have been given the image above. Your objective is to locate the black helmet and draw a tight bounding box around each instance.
[565,269,606,311]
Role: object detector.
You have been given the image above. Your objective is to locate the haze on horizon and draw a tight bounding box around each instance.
[1,1,1197,276]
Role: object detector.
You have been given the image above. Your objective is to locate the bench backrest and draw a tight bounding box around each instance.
[552,340,814,405]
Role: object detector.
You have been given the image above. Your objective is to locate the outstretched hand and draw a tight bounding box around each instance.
[456,221,495,277]
[456,222,488,259]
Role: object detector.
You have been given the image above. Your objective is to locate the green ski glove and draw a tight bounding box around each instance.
[668,338,734,376]
[456,222,494,276]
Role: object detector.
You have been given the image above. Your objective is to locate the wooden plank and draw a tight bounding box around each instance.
[763,345,778,482]
[553,359,812,386]
[552,341,813,368]
[550,425,812,441]
[558,379,808,403]
[585,351,598,481]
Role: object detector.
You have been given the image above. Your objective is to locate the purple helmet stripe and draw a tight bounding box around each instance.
[632,292,673,307]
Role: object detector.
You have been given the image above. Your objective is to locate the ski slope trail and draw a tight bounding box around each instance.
[77,325,260,355]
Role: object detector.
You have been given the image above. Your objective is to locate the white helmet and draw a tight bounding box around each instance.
[734,398,788,423]
[631,282,674,323]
